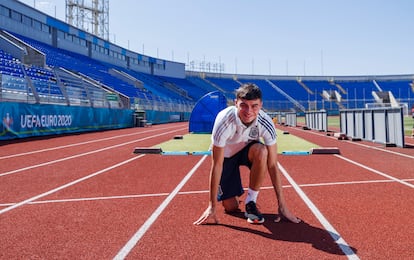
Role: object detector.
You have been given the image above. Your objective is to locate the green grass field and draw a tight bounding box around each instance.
[404,116,414,136]
[158,129,318,154]
[159,134,211,153]
[157,114,413,154]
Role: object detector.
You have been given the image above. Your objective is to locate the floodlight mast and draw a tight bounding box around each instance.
[65,0,109,41]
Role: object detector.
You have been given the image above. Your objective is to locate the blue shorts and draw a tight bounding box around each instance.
[217,141,260,201]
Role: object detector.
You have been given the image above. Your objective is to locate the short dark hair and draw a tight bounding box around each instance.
[235,83,262,100]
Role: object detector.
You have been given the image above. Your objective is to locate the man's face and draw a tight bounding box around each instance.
[235,98,262,125]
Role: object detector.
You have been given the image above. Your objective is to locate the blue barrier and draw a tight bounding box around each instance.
[0,102,134,140]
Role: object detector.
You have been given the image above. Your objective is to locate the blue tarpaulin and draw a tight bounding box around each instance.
[189,91,227,133]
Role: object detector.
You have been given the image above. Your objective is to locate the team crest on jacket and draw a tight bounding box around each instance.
[248,126,259,139]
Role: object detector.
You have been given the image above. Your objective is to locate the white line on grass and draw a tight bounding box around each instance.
[0,155,146,215]
[278,162,360,260]
[113,155,209,260]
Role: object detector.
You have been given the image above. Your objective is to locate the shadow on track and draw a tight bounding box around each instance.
[218,211,358,256]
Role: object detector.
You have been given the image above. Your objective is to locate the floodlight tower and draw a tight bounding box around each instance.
[65,0,109,40]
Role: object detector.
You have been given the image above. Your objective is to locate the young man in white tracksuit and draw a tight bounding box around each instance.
[194,83,300,224]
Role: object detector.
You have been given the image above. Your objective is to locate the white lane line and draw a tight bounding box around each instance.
[334,154,414,189]
[278,162,360,260]
[3,178,413,207]
[0,155,146,215]
[0,126,181,160]
[295,127,414,160]
[113,155,209,260]
[0,193,170,206]
[344,141,414,160]
[0,128,184,177]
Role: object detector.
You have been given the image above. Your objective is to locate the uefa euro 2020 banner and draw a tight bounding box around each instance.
[0,102,133,140]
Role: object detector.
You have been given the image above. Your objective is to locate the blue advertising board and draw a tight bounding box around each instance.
[0,102,134,140]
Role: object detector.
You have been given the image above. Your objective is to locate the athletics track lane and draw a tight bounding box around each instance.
[279,124,414,179]
[1,122,350,258]
[1,122,413,259]
[278,155,413,259]
[0,123,187,202]
[0,124,186,174]
[1,123,195,258]
[0,155,203,258]
[127,125,413,259]
[274,125,414,259]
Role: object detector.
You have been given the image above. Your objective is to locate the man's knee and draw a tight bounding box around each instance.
[222,197,240,212]
[249,143,268,163]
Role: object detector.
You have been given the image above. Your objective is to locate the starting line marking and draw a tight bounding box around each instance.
[334,154,414,189]
[2,178,413,207]
[0,128,185,178]
[113,155,209,260]
[278,162,360,260]
[0,155,146,215]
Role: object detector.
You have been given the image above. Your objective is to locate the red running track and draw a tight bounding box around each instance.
[0,122,413,259]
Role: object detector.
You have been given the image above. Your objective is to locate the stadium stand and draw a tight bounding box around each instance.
[336,80,377,109]
[375,79,412,100]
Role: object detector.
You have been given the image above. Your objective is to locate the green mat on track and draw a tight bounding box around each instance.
[157,129,318,154]
[158,134,211,153]
[276,129,318,152]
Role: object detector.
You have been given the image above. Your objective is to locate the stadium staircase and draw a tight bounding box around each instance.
[266,79,306,112]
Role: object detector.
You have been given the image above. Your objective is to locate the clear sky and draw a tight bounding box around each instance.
[19,0,414,76]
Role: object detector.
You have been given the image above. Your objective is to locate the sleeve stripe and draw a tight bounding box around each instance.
[258,114,276,140]
[214,109,235,143]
